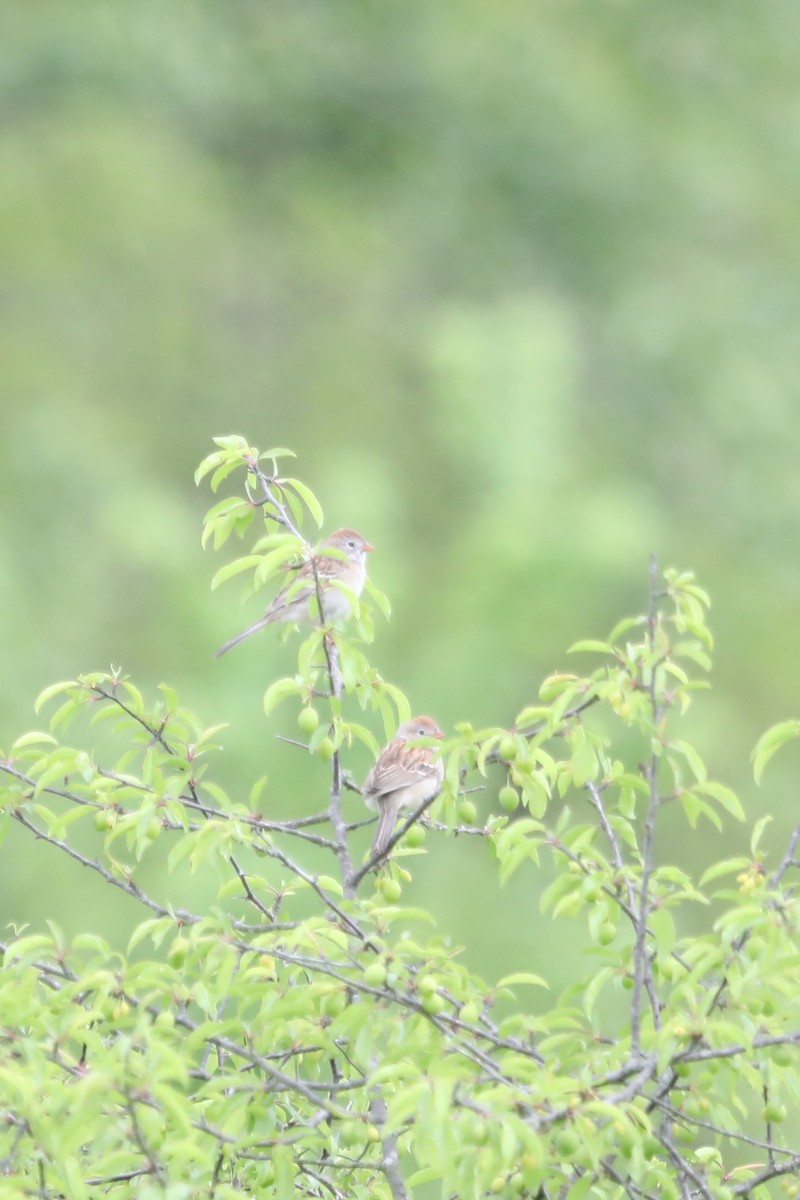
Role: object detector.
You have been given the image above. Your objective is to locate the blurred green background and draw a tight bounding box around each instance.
[3,0,800,991]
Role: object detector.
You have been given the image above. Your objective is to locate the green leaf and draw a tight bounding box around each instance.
[700,857,752,886]
[213,434,251,451]
[567,639,613,655]
[750,815,772,857]
[210,555,264,591]
[254,541,304,586]
[283,477,324,527]
[362,578,390,622]
[11,731,59,750]
[263,678,302,715]
[209,459,242,493]
[752,720,800,783]
[194,449,230,484]
[649,907,676,956]
[496,972,549,989]
[33,681,77,714]
[696,781,745,821]
[607,615,646,644]
[670,739,707,784]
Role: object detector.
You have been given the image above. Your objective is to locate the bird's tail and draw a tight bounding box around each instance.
[370,796,402,862]
[215,615,272,658]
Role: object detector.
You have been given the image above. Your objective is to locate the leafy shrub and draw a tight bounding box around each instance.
[1,436,798,1200]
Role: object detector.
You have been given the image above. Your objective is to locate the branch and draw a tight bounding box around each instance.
[630,554,664,1056]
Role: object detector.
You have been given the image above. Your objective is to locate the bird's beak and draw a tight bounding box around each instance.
[363,541,375,553]
[434,729,444,740]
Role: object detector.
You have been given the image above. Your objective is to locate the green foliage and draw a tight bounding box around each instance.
[2,442,800,1199]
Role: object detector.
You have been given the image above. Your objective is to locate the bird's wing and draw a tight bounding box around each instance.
[264,561,317,615]
[364,743,440,798]
[312,553,347,582]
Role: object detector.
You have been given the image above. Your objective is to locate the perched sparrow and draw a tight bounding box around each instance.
[216,528,374,657]
[363,716,445,862]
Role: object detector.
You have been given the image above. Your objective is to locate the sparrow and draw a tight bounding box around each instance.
[363,716,445,862]
[216,528,374,657]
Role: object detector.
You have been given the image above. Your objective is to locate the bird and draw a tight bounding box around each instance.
[363,716,445,862]
[216,528,374,657]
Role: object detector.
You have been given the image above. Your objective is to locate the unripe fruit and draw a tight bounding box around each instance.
[154,1010,175,1030]
[499,736,518,761]
[490,1177,506,1194]
[404,824,426,848]
[144,817,161,841]
[553,1128,580,1157]
[457,799,477,824]
[168,936,190,968]
[643,1135,661,1159]
[112,1000,130,1020]
[320,989,347,1018]
[459,1003,480,1025]
[363,962,387,988]
[94,807,116,832]
[763,1101,787,1123]
[316,736,334,761]
[421,992,445,1015]
[379,878,402,902]
[597,923,616,946]
[498,786,518,812]
[470,1118,488,1144]
[297,707,319,735]
[416,975,437,995]
[338,1120,362,1148]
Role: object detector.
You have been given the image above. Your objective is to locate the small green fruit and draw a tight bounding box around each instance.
[404,824,426,848]
[416,974,437,995]
[143,817,161,841]
[363,962,387,988]
[168,936,190,968]
[298,706,319,734]
[597,922,616,946]
[643,1134,661,1159]
[421,992,445,1014]
[459,1003,480,1025]
[94,807,116,832]
[320,989,348,1018]
[763,1101,787,1123]
[553,1128,580,1157]
[772,1045,793,1068]
[379,878,402,902]
[498,786,518,812]
[470,1117,488,1144]
[499,736,518,761]
[316,736,334,761]
[338,1120,362,1148]
[457,799,477,823]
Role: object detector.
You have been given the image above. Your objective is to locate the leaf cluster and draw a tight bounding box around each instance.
[1,441,799,1200]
